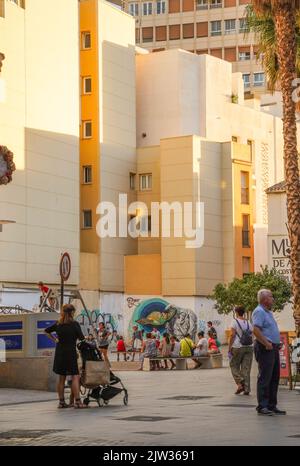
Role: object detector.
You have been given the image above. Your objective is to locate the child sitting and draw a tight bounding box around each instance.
[116,336,127,361]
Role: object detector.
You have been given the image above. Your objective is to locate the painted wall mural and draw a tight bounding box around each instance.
[76,309,123,336]
[128,298,198,341]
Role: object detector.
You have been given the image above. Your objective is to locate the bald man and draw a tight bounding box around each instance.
[252,289,286,417]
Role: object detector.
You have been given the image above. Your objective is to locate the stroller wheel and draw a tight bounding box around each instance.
[97,398,104,408]
[123,393,129,406]
[83,398,90,406]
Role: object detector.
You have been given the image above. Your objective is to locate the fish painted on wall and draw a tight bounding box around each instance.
[136,307,177,327]
[128,298,197,340]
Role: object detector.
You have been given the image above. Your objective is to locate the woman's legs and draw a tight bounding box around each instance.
[57,375,66,401]
[240,347,253,393]
[100,347,110,367]
[71,375,81,401]
[230,348,244,392]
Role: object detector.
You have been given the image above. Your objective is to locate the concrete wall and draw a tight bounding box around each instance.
[0,0,80,285]
[135,50,299,275]
[98,0,137,292]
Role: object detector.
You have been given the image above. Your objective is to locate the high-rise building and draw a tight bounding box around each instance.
[0,0,80,304]
[123,0,266,95]
[79,0,137,310]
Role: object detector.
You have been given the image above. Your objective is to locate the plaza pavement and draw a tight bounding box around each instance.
[0,362,300,446]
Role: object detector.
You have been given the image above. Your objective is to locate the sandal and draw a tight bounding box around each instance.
[58,399,69,409]
[74,398,88,409]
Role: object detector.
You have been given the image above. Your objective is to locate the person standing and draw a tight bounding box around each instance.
[45,304,87,409]
[252,289,286,416]
[97,322,111,367]
[207,321,217,339]
[228,306,253,395]
[131,325,142,361]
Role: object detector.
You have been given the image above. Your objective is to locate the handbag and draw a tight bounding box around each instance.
[184,338,195,356]
[82,360,110,388]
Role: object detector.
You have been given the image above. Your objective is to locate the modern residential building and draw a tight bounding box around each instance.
[122,49,300,340]
[0,0,80,307]
[124,0,267,95]
[79,0,137,311]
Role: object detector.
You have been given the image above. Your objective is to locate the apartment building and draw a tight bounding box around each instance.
[79,0,137,312]
[0,0,80,307]
[124,0,266,94]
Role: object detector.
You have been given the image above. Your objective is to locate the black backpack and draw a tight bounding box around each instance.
[235,319,253,347]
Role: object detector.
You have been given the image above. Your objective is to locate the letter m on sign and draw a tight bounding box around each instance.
[272,239,285,257]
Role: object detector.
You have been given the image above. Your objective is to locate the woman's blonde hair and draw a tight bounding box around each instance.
[59,304,76,325]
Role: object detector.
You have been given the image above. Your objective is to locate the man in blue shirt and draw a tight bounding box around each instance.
[252,289,286,416]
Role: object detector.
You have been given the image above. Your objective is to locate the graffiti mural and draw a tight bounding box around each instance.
[76,309,123,336]
[128,298,197,341]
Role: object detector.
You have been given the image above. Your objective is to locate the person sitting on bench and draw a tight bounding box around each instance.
[139,332,157,371]
[180,334,195,358]
[193,331,208,369]
[208,330,220,354]
[116,336,127,362]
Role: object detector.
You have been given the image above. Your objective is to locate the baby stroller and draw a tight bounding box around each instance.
[77,340,128,407]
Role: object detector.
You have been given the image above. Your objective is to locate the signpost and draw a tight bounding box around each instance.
[59,253,71,309]
[279,332,292,390]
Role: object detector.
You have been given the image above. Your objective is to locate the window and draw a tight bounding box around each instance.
[242,73,250,88]
[83,210,92,229]
[143,2,153,15]
[141,215,152,233]
[210,0,222,8]
[140,174,152,191]
[83,166,92,184]
[169,24,180,40]
[247,139,253,160]
[239,18,249,33]
[183,23,194,39]
[239,51,251,61]
[211,21,222,36]
[130,173,136,190]
[156,0,166,14]
[196,0,208,9]
[142,27,153,42]
[242,257,251,277]
[225,19,236,34]
[254,72,265,87]
[83,121,92,139]
[82,32,91,50]
[241,172,249,204]
[242,215,250,248]
[232,136,238,142]
[129,2,139,15]
[83,77,92,94]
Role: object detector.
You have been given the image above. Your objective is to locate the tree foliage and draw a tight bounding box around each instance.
[245,4,300,91]
[212,267,292,316]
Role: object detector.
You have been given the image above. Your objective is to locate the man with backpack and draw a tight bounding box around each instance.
[228,306,254,396]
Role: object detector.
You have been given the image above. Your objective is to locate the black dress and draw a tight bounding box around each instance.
[45,321,85,376]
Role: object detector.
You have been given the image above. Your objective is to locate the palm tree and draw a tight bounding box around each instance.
[249,1,300,333]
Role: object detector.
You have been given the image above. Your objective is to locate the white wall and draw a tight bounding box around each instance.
[0,0,80,285]
[98,0,137,292]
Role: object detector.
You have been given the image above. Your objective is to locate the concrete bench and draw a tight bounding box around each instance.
[110,350,141,361]
[143,353,223,371]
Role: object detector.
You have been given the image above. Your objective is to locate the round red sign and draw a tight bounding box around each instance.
[60,253,71,282]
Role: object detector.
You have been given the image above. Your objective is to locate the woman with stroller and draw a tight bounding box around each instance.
[45,304,87,409]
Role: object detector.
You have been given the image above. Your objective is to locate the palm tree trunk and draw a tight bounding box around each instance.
[274,6,300,335]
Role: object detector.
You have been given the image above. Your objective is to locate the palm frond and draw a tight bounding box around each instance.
[245,4,300,91]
